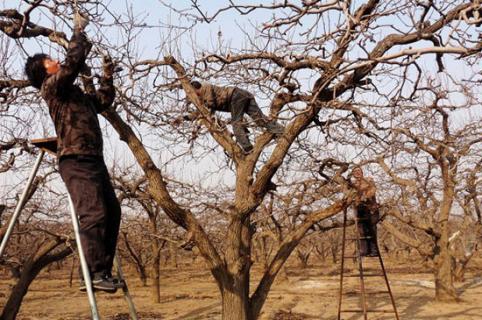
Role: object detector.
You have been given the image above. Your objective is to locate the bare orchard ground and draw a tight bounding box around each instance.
[1,258,482,320]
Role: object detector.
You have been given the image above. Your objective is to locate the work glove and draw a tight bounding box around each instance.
[102,55,114,78]
[102,55,123,78]
[102,55,123,76]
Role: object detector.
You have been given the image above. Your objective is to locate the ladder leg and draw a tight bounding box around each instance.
[113,255,138,320]
[0,151,44,258]
[337,209,348,320]
[377,252,400,320]
[68,194,100,320]
[354,214,368,320]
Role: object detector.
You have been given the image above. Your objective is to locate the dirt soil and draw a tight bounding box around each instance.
[1,258,482,320]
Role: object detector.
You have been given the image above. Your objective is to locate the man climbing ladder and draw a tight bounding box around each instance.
[351,166,380,257]
[337,165,399,320]
[24,8,121,292]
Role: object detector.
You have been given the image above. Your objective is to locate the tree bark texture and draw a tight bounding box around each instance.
[1,240,72,320]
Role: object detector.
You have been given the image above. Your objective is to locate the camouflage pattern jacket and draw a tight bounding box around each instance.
[353,177,379,212]
[199,83,250,112]
[41,29,114,158]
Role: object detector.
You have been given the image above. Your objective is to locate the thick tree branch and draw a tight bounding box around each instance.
[250,195,353,318]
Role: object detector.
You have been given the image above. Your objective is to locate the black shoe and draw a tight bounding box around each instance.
[266,181,277,192]
[241,145,253,154]
[367,242,380,257]
[79,273,117,293]
[112,277,126,289]
[104,272,126,289]
[366,250,380,257]
[92,273,118,293]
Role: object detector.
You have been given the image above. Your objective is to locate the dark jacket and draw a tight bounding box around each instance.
[41,29,115,158]
[199,83,253,112]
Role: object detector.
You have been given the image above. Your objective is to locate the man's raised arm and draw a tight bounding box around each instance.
[90,55,115,113]
[46,12,91,92]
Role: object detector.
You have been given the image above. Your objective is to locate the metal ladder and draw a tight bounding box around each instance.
[337,209,399,320]
[0,138,138,320]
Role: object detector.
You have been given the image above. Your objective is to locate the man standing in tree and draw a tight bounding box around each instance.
[24,12,120,292]
[189,81,284,153]
[351,166,380,257]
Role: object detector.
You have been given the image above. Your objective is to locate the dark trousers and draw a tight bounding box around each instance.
[356,203,379,255]
[230,89,283,150]
[59,155,121,275]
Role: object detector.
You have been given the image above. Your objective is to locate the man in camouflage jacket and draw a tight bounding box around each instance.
[351,166,380,257]
[190,81,284,153]
[25,13,120,292]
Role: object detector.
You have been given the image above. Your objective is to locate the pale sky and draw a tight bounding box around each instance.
[0,1,480,210]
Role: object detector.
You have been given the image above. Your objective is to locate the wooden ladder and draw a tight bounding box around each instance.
[337,209,400,320]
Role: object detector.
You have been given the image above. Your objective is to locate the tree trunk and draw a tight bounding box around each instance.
[452,257,469,283]
[434,163,458,302]
[433,243,458,301]
[221,285,250,320]
[139,266,148,286]
[0,204,5,227]
[331,245,338,264]
[151,241,161,303]
[295,249,310,268]
[256,236,270,272]
[1,261,42,320]
[147,211,161,302]
[220,216,253,320]
[69,257,76,288]
[168,241,178,268]
[122,231,148,286]
[1,241,71,320]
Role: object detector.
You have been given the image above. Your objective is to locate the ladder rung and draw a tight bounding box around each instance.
[343,255,379,258]
[346,237,372,240]
[341,309,396,313]
[339,219,399,318]
[344,290,390,295]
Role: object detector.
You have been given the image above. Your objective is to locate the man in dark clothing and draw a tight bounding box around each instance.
[351,166,380,257]
[24,13,120,292]
[190,81,284,153]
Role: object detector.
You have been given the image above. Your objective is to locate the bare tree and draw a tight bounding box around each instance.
[374,83,481,300]
[1,234,73,320]
[0,167,74,319]
[1,1,481,319]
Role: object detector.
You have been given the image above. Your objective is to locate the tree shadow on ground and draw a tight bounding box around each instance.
[457,274,482,295]
[398,289,482,320]
[108,312,165,320]
[403,307,481,320]
[271,310,320,319]
[317,294,402,320]
[173,302,220,320]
